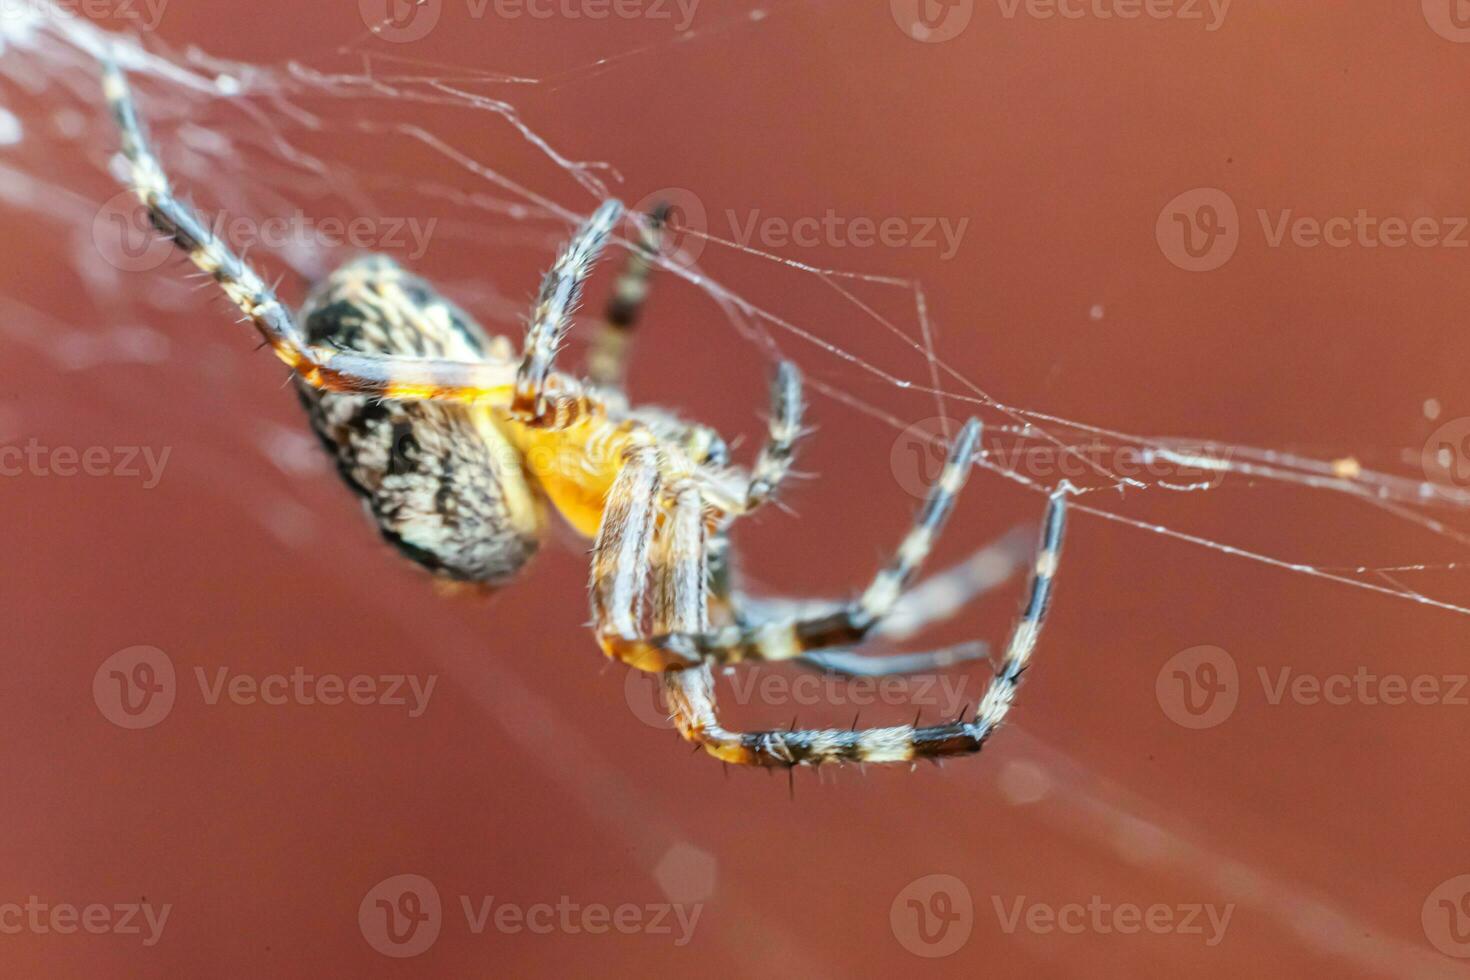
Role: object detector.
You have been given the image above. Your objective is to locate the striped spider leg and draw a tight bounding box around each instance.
[594,419,1068,766]
[732,525,1038,678]
[674,364,1012,679]
[101,53,1069,769]
[598,421,987,670]
[587,202,670,397]
[102,56,610,426]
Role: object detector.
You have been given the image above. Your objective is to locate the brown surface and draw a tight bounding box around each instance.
[2,2,1470,976]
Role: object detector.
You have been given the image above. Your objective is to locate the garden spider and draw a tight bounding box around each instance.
[100,57,1067,768]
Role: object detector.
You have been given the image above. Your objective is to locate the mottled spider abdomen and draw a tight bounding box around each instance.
[101,53,1074,770]
[297,255,543,583]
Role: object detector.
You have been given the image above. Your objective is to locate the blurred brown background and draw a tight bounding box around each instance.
[2,1,1470,976]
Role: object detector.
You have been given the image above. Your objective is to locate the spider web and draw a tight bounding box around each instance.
[0,7,1467,974]
[2,3,1467,616]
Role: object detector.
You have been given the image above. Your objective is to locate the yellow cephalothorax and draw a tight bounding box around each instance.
[104,57,1070,769]
[500,414,638,539]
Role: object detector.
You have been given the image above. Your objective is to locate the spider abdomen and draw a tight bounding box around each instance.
[296,255,543,584]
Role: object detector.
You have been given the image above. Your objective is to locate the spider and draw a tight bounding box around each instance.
[100,58,1067,768]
